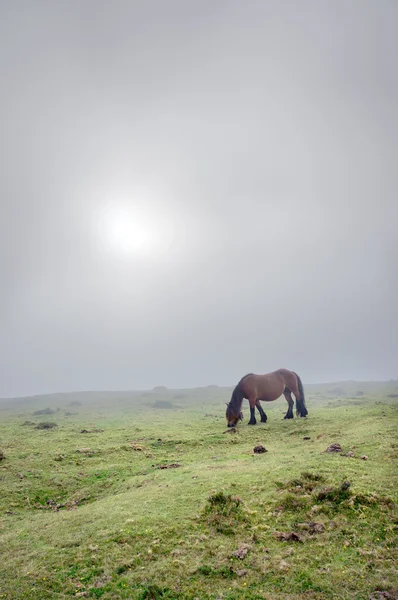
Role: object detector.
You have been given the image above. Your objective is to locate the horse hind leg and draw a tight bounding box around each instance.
[283,388,294,419]
[256,400,267,423]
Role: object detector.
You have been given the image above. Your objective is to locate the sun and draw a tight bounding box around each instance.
[105,209,155,255]
[97,203,173,259]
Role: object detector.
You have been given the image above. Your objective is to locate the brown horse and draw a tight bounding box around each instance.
[226,369,308,427]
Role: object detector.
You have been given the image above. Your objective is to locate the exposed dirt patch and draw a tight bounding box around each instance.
[274,531,304,543]
[369,592,398,600]
[80,429,104,434]
[325,443,342,452]
[158,463,181,470]
[231,543,251,559]
[253,445,267,454]
[297,521,325,534]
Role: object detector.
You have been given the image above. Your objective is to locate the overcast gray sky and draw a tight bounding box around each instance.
[1,0,397,397]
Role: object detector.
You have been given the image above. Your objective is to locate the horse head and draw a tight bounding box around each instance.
[225,402,243,427]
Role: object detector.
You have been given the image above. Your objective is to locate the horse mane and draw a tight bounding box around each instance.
[228,373,253,411]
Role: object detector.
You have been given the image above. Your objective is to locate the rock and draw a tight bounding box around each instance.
[345,451,355,457]
[303,436,311,440]
[253,445,267,454]
[361,455,369,460]
[325,443,342,453]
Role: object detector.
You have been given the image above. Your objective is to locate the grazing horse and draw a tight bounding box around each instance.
[226,369,308,427]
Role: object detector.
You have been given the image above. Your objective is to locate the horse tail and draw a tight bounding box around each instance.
[292,372,308,417]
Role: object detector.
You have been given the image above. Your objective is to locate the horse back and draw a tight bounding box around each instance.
[241,369,298,401]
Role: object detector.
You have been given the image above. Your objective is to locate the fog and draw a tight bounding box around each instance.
[1,0,397,397]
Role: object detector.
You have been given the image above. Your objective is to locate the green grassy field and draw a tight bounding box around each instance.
[0,382,397,599]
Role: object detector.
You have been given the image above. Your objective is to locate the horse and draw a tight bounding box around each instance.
[225,368,308,427]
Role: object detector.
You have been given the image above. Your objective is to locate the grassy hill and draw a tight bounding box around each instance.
[0,381,397,599]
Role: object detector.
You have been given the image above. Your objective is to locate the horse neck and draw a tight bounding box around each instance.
[231,385,244,411]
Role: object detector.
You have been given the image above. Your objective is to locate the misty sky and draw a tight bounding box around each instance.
[1,1,397,397]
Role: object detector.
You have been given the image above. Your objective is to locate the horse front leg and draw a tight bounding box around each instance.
[283,388,294,419]
[248,397,257,425]
[256,400,267,423]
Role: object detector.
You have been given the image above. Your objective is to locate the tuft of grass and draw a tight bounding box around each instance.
[315,480,352,505]
[202,492,248,534]
[138,584,176,599]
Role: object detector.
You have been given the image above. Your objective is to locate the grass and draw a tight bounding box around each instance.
[0,383,397,599]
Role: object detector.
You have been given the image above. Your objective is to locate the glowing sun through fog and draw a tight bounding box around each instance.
[97,203,175,259]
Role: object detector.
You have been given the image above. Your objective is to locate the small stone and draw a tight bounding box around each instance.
[361,455,368,460]
[345,451,355,457]
[303,436,311,440]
